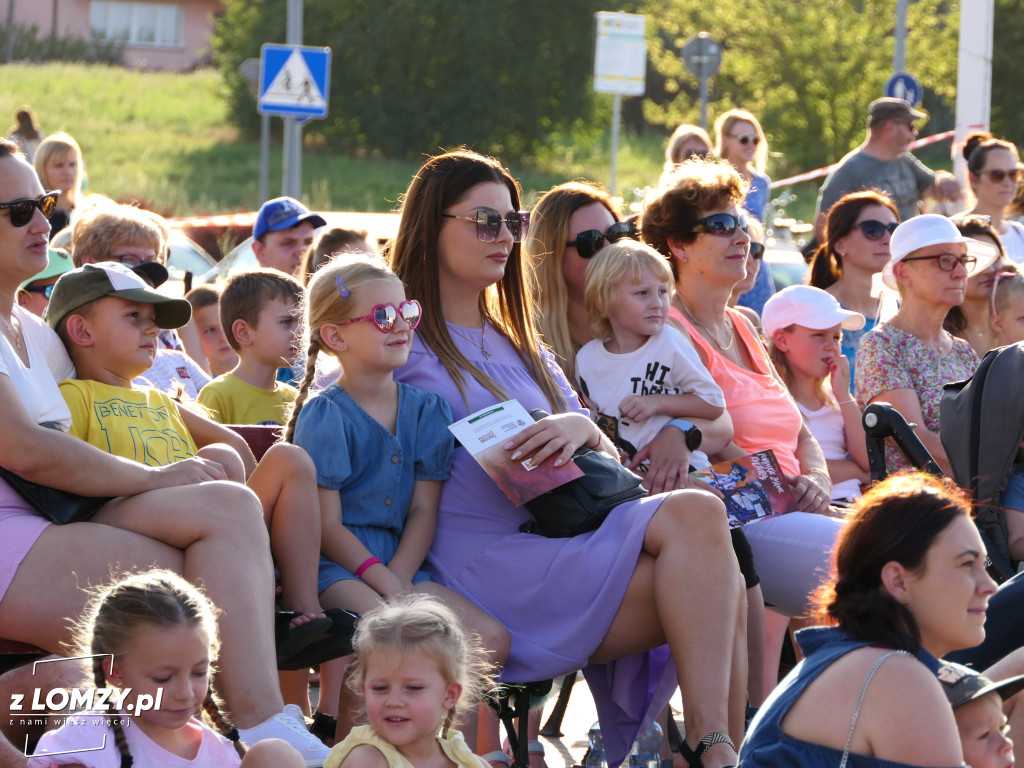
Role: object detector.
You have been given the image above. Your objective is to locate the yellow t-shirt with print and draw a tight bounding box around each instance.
[197,372,298,425]
[59,379,198,466]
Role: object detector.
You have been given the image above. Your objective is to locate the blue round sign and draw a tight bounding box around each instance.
[884,72,922,108]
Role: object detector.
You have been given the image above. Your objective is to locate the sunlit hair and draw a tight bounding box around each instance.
[664,124,713,172]
[525,181,619,382]
[72,570,243,768]
[69,201,167,268]
[714,109,768,174]
[347,593,495,738]
[946,217,1008,335]
[387,148,566,412]
[963,131,1020,180]
[34,132,84,208]
[301,226,374,285]
[991,267,1024,321]
[284,254,398,443]
[0,137,19,159]
[185,283,221,312]
[809,191,900,290]
[813,472,972,653]
[219,268,304,352]
[584,240,673,342]
[10,107,41,140]
[641,159,747,282]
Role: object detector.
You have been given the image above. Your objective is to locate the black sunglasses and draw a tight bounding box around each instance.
[567,220,638,259]
[23,284,55,298]
[690,213,748,237]
[981,168,1023,184]
[442,209,530,243]
[0,191,59,228]
[728,133,760,146]
[856,220,899,241]
[749,243,765,260]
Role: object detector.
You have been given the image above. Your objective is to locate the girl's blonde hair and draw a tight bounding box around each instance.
[992,268,1024,320]
[525,181,620,382]
[347,594,495,738]
[767,326,831,405]
[34,132,84,208]
[713,109,768,174]
[73,570,243,768]
[387,149,567,413]
[284,253,398,443]
[583,240,674,341]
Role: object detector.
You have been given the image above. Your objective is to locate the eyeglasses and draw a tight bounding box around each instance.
[339,300,422,334]
[891,119,919,136]
[0,191,59,227]
[980,168,1023,184]
[22,284,54,298]
[749,243,765,260]
[856,220,899,241]
[690,213,749,237]
[442,209,530,243]
[107,251,158,267]
[902,251,977,272]
[727,134,760,146]
[567,220,638,259]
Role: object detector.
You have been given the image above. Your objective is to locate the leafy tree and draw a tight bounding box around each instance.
[640,0,959,177]
[991,0,1024,148]
[212,0,620,160]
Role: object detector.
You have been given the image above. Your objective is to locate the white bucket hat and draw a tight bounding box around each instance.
[882,214,999,289]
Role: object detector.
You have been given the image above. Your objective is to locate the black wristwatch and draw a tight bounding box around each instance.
[668,419,703,452]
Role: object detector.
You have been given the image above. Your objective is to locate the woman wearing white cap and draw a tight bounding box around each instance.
[854,214,995,475]
[764,285,869,503]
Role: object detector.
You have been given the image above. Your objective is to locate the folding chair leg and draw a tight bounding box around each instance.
[539,672,576,737]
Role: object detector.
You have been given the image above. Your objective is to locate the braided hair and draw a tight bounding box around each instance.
[74,570,245,766]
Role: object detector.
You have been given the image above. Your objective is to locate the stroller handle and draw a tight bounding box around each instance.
[862,402,943,480]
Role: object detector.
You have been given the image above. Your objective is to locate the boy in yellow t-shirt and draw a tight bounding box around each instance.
[198,269,303,425]
[47,263,337,669]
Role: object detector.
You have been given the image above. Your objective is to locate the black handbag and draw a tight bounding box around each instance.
[0,465,110,525]
[519,409,648,538]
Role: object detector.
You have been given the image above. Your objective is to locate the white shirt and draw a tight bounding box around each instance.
[798,401,862,500]
[0,306,75,429]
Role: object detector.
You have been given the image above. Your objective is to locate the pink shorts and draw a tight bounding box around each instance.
[0,476,50,606]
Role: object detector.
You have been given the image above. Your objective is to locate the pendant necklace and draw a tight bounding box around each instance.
[0,312,24,351]
[680,303,734,351]
[448,322,492,360]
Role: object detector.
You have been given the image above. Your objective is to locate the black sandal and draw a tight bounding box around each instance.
[678,731,737,768]
[309,710,338,743]
[278,608,359,671]
[275,612,333,667]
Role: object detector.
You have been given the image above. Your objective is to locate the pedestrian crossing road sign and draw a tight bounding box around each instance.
[258,44,331,119]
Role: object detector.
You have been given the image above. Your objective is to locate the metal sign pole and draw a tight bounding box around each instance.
[610,93,622,193]
[283,0,303,198]
[260,113,269,205]
[699,76,709,130]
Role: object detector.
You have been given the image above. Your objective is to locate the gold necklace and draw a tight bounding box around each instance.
[680,302,734,351]
[448,322,491,360]
[0,312,24,351]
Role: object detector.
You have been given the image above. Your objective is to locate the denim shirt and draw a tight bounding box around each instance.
[739,627,960,768]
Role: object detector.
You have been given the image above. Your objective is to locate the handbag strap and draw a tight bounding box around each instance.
[839,650,912,768]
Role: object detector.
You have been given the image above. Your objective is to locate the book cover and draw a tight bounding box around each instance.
[690,449,799,528]
[448,400,584,506]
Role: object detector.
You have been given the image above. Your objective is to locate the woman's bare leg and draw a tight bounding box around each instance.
[589,490,744,768]
[3,482,288,729]
[746,584,767,707]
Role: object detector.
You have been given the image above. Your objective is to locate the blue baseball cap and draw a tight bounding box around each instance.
[253,197,326,241]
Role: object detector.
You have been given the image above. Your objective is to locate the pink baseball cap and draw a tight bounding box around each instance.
[762,285,865,339]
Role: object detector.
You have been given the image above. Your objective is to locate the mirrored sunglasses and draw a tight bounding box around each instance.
[749,243,765,260]
[567,220,638,259]
[339,300,422,334]
[0,191,59,227]
[728,133,760,146]
[442,209,530,243]
[23,284,55,298]
[981,168,1023,184]
[690,213,748,237]
[856,220,899,241]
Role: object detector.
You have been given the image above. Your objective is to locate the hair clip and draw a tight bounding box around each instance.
[336,275,350,297]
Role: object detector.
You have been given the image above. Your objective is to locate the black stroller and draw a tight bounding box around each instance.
[862,342,1024,583]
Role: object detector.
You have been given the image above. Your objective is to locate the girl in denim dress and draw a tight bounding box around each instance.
[285,254,509,742]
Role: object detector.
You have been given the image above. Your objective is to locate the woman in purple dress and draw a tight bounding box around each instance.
[390,150,746,768]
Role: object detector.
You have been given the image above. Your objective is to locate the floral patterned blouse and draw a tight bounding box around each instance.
[854,323,979,473]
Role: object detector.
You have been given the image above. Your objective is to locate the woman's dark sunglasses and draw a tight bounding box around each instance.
[0,191,59,227]
[690,213,748,237]
[442,209,530,243]
[749,243,765,260]
[567,220,638,260]
[23,284,55,298]
[981,168,1023,184]
[856,220,899,240]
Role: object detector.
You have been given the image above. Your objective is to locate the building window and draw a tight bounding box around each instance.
[90,1,184,48]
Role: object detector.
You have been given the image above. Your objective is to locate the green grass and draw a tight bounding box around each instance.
[0,62,826,222]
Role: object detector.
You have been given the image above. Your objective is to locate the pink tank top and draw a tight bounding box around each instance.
[671,306,802,475]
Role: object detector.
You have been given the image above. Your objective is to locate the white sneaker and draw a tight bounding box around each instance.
[238,704,331,767]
